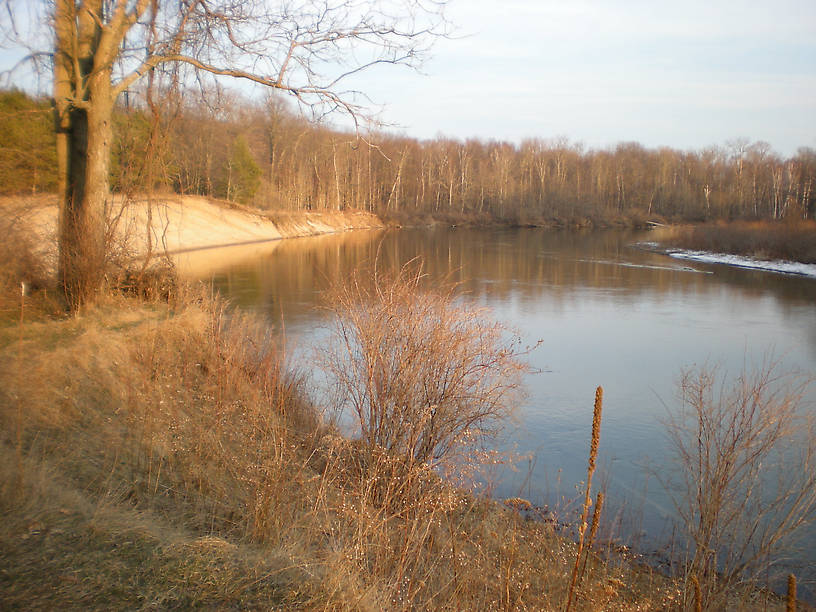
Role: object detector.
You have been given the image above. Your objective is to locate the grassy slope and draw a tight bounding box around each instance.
[0,290,687,611]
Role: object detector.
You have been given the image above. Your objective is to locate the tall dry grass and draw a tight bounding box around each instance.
[0,274,686,609]
[0,199,55,317]
[663,219,816,263]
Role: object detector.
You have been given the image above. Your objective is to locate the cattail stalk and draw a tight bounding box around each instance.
[578,491,604,584]
[15,282,26,491]
[787,574,796,612]
[691,574,702,612]
[566,386,603,612]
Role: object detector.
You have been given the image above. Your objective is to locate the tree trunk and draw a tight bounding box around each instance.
[54,0,112,309]
[61,79,113,308]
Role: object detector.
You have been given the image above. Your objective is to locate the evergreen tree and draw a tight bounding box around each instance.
[224,135,261,204]
[0,90,57,193]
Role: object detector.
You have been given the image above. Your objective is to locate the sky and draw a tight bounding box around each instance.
[2,0,814,156]
[345,0,816,155]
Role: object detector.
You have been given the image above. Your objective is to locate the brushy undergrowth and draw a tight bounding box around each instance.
[0,286,686,610]
[0,202,805,610]
[663,219,816,263]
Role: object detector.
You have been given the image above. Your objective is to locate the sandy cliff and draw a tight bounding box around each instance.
[1,194,385,277]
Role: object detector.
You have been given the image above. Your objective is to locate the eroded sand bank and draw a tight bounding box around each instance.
[2,194,385,277]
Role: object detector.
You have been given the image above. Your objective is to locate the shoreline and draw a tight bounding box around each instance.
[0,194,386,278]
[638,242,816,278]
[646,220,816,266]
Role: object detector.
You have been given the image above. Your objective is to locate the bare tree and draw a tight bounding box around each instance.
[1,0,447,307]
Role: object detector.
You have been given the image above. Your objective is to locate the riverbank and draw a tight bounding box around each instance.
[0,202,804,610]
[649,220,816,264]
[0,289,689,610]
[0,194,385,278]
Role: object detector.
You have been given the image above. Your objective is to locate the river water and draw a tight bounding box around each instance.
[195,226,816,588]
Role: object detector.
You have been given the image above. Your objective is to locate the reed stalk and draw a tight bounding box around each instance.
[787,574,796,612]
[15,281,26,491]
[577,490,604,585]
[691,574,701,612]
[565,386,603,611]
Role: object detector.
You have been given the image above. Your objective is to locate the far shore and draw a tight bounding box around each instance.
[4,195,815,281]
[646,220,816,265]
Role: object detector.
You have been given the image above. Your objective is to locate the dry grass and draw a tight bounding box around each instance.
[662,219,816,263]
[0,198,806,610]
[0,288,688,610]
[0,198,59,319]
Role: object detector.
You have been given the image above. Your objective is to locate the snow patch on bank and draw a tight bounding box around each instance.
[638,242,816,278]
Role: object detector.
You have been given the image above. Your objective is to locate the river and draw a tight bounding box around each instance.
[191,226,816,593]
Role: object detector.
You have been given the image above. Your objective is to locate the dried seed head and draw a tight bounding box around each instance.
[787,574,797,612]
[589,386,603,472]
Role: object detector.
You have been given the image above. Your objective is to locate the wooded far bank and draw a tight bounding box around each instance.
[2,88,814,225]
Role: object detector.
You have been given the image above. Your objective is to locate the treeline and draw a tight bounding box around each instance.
[2,88,814,223]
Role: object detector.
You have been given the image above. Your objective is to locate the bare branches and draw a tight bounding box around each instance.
[108,0,448,127]
[3,0,448,129]
[664,361,816,606]
[320,260,529,473]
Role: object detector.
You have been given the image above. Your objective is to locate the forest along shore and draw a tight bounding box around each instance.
[0,194,385,277]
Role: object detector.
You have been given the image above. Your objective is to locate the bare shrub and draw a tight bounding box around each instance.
[0,202,50,297]
[664,362,816,607]
[320,261,529,479]
[117,261,178,302]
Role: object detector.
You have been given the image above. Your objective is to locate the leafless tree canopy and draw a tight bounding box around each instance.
[4,0,447,122]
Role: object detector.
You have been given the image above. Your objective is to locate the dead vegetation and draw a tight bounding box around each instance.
[660,220,816,263]
[0,252,683,610]
[664,363,816,610]
[0,219,807,610]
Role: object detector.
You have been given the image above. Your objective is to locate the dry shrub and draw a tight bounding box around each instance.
[320,260,529,478]
[665,362,816,608]
[0,201,52,313]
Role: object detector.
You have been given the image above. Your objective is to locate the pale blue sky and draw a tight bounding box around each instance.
[348,0,816,155]
[2,0,814,155]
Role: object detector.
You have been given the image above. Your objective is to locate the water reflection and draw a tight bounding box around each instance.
[202,227,816,588]
[202,228,816,331]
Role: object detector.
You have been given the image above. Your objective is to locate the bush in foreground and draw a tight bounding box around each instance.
[665,363,816,609]
[321,261,529,474]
